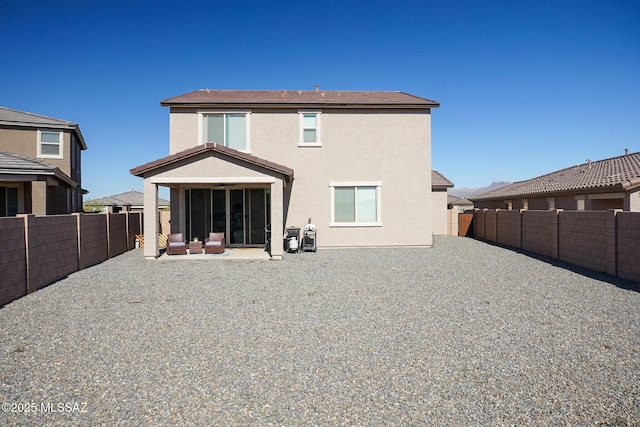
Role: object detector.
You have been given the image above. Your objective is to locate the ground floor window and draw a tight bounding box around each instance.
[0,186,18,217]
[330,182,382,226]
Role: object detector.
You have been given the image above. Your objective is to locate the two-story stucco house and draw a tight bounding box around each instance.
[0,107,87,216]
[131,89,439,259]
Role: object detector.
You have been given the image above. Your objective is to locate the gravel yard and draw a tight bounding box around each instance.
[1,236,639,426]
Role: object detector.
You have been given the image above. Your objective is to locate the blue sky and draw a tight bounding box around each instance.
[1,0,638,199]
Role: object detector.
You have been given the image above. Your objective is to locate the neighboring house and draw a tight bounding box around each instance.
[131,89,439,259]
[84,190,171,235]
[84,190,169,213]
[431,170,454,235]
[446,194,474,237]
[0,106,87,216]
[472,152,640,211]
[447,194,474,212]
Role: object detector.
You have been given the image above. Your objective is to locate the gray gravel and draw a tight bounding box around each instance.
[1,236,639,426]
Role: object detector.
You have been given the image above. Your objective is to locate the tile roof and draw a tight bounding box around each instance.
[448,195,474,206]
[0,150,57,172]
[432,170,454,189]
[0,106,87,150]
[130,143,294,182]
[473,152,640,200]
[0,150,76,186]
[161,89,439,108]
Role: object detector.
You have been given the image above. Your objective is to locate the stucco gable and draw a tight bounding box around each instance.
[130,143,294,183]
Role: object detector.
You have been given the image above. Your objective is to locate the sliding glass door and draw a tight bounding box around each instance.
[186,188,269,246]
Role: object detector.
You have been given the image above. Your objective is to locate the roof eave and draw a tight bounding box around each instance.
[471,184,631,202]
[0,168,76,187]
[160,101,439,109]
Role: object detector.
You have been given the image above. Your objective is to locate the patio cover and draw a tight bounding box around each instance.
[131,143,294,259]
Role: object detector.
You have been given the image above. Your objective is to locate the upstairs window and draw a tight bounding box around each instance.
[202,113,249,151]
[38,130,63,158]
[299,111,321,146]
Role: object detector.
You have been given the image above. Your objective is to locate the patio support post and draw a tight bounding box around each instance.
[270,179,284,260]
[31,181,47,215]
[143,178,159,259]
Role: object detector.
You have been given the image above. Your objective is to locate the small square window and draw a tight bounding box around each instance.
[38,130,63,158]
[299,111,321,146]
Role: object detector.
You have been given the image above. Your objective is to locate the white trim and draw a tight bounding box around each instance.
[37,130,64,159]
[150,177,276,185]
[329,181,383,187]
[329,181,382,227]
[298,110,322,147]
[198,110,252,153]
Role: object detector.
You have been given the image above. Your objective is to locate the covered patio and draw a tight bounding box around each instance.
[130,143,294,260]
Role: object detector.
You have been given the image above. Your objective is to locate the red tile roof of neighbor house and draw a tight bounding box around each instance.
[130,143,294,182]
[161,89,439,108]
[473,151,640,200]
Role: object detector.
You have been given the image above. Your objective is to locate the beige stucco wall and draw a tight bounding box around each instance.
[169,109,199,154]
[431,190,448,235]
[167,108,433,247]
[0,127,73,176]
[626,188,640,211]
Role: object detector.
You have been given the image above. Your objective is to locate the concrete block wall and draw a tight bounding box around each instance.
[127,212,142,250]
[0,217,27,306]
[484,210,498,242]
[496,210,521,248]
[26,215,79,293]
[521,210,559,259]
[78,213,109,269]
[558,210,616,276]
[616,212,640,283]
[474,208,639,284]
[446,208,459,236]
[0,212,141,306]
[108,213,128,258]
[474,209,486,240]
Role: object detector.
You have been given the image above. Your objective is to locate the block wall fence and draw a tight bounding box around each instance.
[0,212,142,306]
[473,209,640,284]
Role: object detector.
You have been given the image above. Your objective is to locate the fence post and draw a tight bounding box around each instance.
[552,209,560,260]
[73,213,82,272]
[106,213,111,258]
[606,210,619,277]
[19,214,35,294]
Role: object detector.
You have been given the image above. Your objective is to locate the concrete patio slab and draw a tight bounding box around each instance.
[158,247,271,260]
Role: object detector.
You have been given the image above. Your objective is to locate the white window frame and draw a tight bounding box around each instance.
[198,111,251,153]
[329,181,382,227]
[298,111,322,147]
[37,130,63,159]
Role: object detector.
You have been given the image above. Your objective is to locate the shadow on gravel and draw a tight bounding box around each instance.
[474,239,640,293]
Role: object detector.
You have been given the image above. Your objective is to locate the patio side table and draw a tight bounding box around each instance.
[188,241,203,254]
